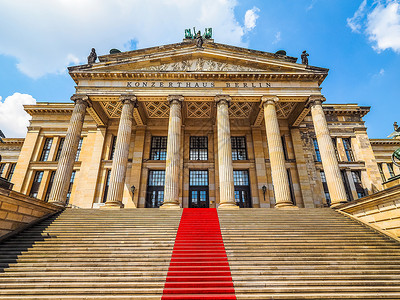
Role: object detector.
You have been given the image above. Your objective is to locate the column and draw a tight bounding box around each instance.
[309,96,347,207]
[161,95,183,209]
[104,95,136,208]
[49,94,89,206]
[262,96,293,208]
[215,95,237,209]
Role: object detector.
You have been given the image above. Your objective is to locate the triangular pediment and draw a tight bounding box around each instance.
[69,41,328,76]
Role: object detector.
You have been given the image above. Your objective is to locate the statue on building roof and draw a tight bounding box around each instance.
[184,27,212,42]
[388,122,400,139]
[301,50,309,65]
[196,31,204,48]
[87,48,97,64]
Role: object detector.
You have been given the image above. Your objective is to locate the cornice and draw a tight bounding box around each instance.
[370,139,400,145]
[322,104,370,117]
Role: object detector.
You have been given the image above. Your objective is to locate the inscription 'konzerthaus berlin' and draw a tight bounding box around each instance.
[1,38,395,210]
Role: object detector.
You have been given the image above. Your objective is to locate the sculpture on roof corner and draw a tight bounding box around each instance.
[185,27,212,48]
[301,50,309,65]
[87,48,97,64]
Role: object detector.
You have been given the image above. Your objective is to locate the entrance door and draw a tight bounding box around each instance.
[234,170,252,208]
[146,170,165,208]
[189,170,209,208]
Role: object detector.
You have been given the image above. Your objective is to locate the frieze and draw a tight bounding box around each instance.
[125,81,271,88]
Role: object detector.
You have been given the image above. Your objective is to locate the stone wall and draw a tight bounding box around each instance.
[336,185,400,239]
[0,186,62,239]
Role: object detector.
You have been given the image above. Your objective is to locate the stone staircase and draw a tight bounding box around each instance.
[0,208,399,299]
[219,208,400,299]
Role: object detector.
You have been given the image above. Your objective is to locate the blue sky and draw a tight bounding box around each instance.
[0,0,399,138]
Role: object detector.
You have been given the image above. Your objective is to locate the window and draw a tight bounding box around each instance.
[231,136,247,160]
[146,170,165,208]
[29,171,44,198]
[351,170,366,198]
[341,170,353,202]
[55,138,65,161]
[44,171,55,202]
[378,163,386,182]
[332,138,340,161]
[313,139,321,162]
[351,171,361,184]
[66,171,76,204]
[320,171,330,206]
[39,138,53,161]
[75,138,83,161]
[287,169,296,205]
[342,138,355,162]
[282,136,288,160]
[150,136,167,160]
[387,163,395,177]
[109,135,117,160]
[6,163,15,181]
[189,170,209,208]
[190,136,208,160]
[233,170,250,185]
[233,170,251,208]
[0,163,5,177]
[189,170,208,186]
[102,170,111,203]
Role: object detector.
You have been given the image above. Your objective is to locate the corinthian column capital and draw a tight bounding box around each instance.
[119,94,137,106]
[215,95,232,106]
[261,96,279,106]
[167,95,184,105]
[307,95,326,107]
[71,94,90,106]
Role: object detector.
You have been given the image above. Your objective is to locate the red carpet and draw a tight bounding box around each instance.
[162,208,236,299]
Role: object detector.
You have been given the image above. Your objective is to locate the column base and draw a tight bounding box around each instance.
[49,201,66,208]
[160,202,181,209]
[330,201,348,209]
[275,202,296,209]
[218,202,240,210]
[101,201,124,209]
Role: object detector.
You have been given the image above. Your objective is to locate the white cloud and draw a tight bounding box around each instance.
[0,93,36,138]
[244,6,260,31]
[306,0,318,12]
[379,68,385,75]
[0,0,250,79]
[347,0,400,53]
[273,32,281,44]
[347,0,368,33]
[366,1,400,52]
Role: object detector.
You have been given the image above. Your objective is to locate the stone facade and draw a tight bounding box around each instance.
[0,40,397,209]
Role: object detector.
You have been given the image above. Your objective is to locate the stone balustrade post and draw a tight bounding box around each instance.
[215,95,238,209]
[309,95,347,207]
[104,95,137,208]
[262,96,294,208]
[161,95,183,209]
[49,94,89,206]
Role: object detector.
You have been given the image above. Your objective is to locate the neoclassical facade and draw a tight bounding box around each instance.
[1,40,399,209]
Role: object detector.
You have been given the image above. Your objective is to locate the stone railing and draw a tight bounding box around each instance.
[336,184,400,241]
[0,186,62,240]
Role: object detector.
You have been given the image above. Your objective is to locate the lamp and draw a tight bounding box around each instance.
[262,185,267,202]
[130,185,136,201]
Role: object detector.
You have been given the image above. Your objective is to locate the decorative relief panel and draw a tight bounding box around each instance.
[137,58,265,72]
[100,101,122,118]
[229,102,254,118]
[144,101,170,118]
[276,102,296,118]
[186,102,211,118]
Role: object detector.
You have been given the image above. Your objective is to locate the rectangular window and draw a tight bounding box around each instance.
[287,169,296,205]
[281,136,288,160]
[102,170,111,203]
[231,136,247,160]
[342,138,355,162]
[313,139,321,162]
[320,171,330,206]
[387,163,395,177]
[44,171,56,202]
[341,170,353,202]
[233,170,249,186]
[39,138,53,161]
[146,170,166,208]
[6,163,15,181]
[150,136,167,160]
[0,163,5,177]
[29,171,44,198]
[55,138,65,161]
[189,136,208,160]
[75,138,83,161]
[148,170,166,186]
[378,163,386,182]
[332,138,340,161]
[109,135,117,160]
[351,170,366,198]
[66,171,76,204]
[189,170,208,186]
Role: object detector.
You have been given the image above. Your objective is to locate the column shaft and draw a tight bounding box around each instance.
[161,96,183,209]
[105,96,136,208]
[262,97,293,208]
[216,95,237,209]
[49,95,89,206]
[310,97,347,207]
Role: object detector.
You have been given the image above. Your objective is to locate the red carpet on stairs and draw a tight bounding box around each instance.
[162,208,236,300]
